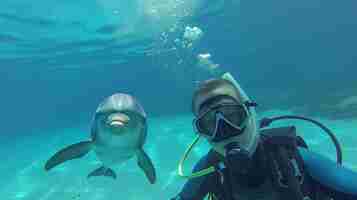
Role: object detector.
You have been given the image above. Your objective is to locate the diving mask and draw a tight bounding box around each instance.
[193,98,251,142]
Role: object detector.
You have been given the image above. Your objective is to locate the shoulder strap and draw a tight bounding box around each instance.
[260,126,307,200]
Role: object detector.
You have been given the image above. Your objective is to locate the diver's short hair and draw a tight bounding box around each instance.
[192,78,241,115]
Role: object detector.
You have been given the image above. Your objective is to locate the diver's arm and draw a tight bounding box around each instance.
[298,148,357,200]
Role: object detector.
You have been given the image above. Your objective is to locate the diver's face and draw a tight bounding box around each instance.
[194,96,256,157]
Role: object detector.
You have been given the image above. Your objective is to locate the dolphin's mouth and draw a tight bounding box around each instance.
[107,113,130,128]
[110,119,125,127]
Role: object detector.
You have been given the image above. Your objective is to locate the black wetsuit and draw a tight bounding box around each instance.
[171,127,357,200]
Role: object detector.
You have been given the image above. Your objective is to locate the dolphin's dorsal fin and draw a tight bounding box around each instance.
[44,140,93,171]
[137,148,156,184]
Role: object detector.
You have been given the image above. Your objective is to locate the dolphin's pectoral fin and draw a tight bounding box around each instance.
[45,141,93,171]
[87,166,117,179]
[137,148,156,184]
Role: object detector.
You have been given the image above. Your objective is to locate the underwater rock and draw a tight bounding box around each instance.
[336,95,357,110]
[96,24,122,34]
[0,34,21,43]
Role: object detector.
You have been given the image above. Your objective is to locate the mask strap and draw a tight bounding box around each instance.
[178,135,216,179]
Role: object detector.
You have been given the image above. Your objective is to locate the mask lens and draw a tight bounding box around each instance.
[195,104,249,138]
[195,111,216,136]
[210,112,246,142]
[218,105,248,127]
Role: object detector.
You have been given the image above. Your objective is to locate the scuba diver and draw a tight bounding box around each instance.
[171,72,357,200]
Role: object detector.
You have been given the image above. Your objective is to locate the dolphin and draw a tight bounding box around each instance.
[44,93,156,184]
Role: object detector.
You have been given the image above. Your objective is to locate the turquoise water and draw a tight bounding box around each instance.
[2,111,357,200]
[1,0,357,199]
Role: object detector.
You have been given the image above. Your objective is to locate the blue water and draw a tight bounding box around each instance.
[1,0,357,199]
